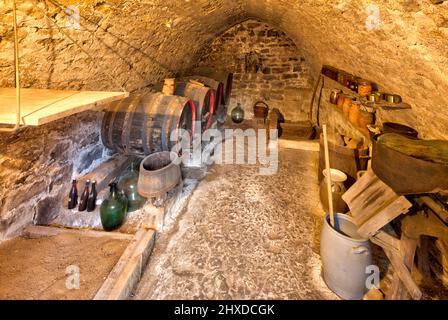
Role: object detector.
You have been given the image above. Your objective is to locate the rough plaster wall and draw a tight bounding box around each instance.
[0,0,247,91]
[245,0,448,139]
[1,1,447,136]
[0,111,108,239]
[197,20,314,122]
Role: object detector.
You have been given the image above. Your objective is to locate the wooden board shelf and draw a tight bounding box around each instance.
[0,88,129,126]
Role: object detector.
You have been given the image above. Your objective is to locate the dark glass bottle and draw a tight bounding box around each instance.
[78,180,90,212]
[68,179,78,210]
[86,180,97,212]
[118,163,146,212]
[100,182,128,231]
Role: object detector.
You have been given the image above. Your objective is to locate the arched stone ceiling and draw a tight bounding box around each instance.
[0,0,447,137]
[243,0,448,139]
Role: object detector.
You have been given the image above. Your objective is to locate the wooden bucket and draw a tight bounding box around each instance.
[137,151,181,198]
[101,93,196,156]
[174,80,216,132]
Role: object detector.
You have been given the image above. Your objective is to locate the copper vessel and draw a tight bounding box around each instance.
[358,105,375,135]
[348,101,361,126]
[342,96,354,118]
[330,89,342,105]
[358,80,372,97]
[337,93,346,111]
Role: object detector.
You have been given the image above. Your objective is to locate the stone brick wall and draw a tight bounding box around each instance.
[0,111,108,239]
[196,20,314,122]
[0,0,447,238]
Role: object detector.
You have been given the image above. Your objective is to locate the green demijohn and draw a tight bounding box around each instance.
[231,103,244,123]
[118,162,146,212]
[100,182,128,231]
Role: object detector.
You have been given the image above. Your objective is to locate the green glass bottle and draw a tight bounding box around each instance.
[118,162,146,212]
[100,182,128,231]
[231,103,244,123]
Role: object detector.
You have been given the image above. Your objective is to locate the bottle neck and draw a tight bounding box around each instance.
[110,184,118,198]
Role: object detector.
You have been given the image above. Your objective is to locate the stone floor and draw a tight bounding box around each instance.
[133,148,338,300]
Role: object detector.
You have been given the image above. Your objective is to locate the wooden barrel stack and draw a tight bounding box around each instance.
[101,67,232,157]
[101,92,196,155]
[174,79,216,132]
[191,67,233,124]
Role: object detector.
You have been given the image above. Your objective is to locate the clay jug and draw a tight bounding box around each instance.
[319,169,348,213]
[348,101,361,126]
[342,96,354,118]
[358,105,375,135]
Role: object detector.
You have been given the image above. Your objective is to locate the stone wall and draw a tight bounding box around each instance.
[244,0,448,140]
[0,111,108,239]
[0,0,447,238]
[196,20,314,122]
[1,1,447,138]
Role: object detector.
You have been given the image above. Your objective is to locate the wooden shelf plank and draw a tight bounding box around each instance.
[0,87,129,126]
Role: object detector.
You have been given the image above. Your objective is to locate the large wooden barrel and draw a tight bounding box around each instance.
[192,67,233,123]
[101,93,196,156]
[174,80,216,132]
[181,75,224,116]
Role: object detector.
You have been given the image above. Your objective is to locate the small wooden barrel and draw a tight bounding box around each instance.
[101,93,196,156]
[174,80,216,132]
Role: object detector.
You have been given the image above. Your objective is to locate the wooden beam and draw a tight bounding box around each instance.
[94,228,156,300]
[22,225,133,241]
[387,234,418,300]
[370,230,401,254]
[77,155,136,193]
[278,139,320,151]
[416,196,448,224]
[384,244,421,300]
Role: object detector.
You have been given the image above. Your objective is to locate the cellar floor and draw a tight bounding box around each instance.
[133,147,339,299]
[0,233,128,299]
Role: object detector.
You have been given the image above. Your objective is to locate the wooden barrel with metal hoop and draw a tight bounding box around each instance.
[181,75,224,114]
[191,67,233,124]
[101,92,196,156]
[174,79,216,132]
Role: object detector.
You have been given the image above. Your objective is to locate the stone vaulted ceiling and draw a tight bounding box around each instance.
[0,0,447,138]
